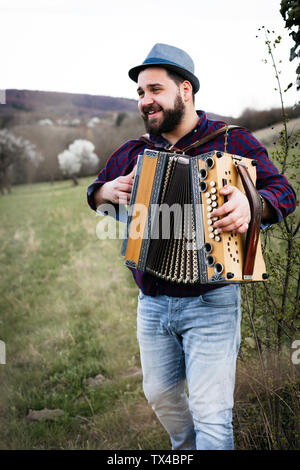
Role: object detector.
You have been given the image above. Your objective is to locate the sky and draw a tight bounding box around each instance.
[0,0,298,117]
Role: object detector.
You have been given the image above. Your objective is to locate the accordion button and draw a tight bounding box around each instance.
[199,169,208,179]
[207,206,212,212]
[205,192,210,198]
[211,195,217,201]
[205,255,215,266]
[208,226,214,232]
[207,219,213,225]
[207,198,212,204]
[211,188,217,194]
[212,217,218,221]
[215,236,221,242]
[212,202,218,208]
[209,233,215,239]
[204,242,213,253]
[200,182,207,192]
[210,181,216,187]
[214,229,219,235]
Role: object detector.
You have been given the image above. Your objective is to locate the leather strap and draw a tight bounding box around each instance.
[235,162,262,279]
[139,125,243,154]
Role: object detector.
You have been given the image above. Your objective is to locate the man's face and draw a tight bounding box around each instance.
[137,67,185,135]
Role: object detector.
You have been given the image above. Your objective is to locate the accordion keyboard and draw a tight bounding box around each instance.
[197,151,266,282]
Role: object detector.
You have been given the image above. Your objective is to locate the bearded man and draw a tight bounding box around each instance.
[87,44,296,450]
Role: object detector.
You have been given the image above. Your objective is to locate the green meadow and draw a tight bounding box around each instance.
[0,178,170,450]
[0,172,299,450]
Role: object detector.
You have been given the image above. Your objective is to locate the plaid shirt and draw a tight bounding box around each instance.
[87,110,296,297]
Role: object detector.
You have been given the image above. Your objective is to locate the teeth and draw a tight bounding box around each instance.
[147,109,161,115]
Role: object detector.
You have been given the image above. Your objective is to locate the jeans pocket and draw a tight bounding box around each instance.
[201,285,238,307]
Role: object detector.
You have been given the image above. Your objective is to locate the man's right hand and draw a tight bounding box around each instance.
[94,166,136,207]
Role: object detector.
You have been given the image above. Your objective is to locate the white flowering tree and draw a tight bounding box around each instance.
[57,139,99,186]
[0,129,43,194]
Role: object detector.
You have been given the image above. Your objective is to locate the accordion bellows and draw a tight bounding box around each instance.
[121,149,267,284]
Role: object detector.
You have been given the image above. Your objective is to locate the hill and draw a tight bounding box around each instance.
[0,89,139,128]
[253,117,300,147]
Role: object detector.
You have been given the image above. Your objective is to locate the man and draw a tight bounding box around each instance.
[87,44,296,450]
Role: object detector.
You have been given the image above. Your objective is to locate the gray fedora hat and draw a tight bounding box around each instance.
[128,43,200,93]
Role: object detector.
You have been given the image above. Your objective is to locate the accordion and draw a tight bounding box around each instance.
[121,149,268,284]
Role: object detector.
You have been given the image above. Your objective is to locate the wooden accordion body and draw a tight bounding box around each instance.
[121,149,267,284]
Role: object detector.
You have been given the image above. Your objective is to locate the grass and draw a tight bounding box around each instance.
[0,177,170,450]
[0,175,298,450]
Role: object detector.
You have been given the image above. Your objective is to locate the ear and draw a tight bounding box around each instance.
[181,80,193,103]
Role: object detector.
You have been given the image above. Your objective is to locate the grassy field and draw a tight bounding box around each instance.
[0,178,170,450]
[0,175,298,450]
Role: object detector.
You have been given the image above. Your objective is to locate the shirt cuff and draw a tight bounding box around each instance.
[87,181,128,223]
[258,189,283,230]
[87,181,102,211]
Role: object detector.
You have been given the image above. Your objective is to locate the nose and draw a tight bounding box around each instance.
[140,92,154,107]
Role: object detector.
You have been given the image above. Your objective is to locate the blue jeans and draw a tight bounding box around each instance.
[137,284,241,450]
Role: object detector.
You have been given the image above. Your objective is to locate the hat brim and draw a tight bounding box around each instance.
[128,62,200,93]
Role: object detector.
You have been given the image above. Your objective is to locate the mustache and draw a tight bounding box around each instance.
[142,104,163,115]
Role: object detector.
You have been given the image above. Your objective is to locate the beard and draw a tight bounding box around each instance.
[142,93,185,136]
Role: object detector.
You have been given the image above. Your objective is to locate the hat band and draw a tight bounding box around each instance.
[143,57,187,69]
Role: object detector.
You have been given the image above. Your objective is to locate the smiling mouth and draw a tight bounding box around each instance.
[147,110,161,118]
[143,106,163,118]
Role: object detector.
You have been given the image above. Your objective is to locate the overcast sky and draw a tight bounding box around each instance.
[0,0,298,117]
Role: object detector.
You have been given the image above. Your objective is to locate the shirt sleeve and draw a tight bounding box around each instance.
[231,128,297,228]
[87,139,144,221]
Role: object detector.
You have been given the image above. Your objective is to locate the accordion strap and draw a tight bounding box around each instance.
[139,124,244,154]
[235,162,263,279]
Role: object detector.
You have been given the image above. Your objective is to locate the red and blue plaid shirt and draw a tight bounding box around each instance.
[87,110,296,297]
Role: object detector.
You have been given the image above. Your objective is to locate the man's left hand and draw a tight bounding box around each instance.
[210,186,251,234]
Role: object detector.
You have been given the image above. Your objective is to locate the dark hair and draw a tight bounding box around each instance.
[166,69,195,103]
